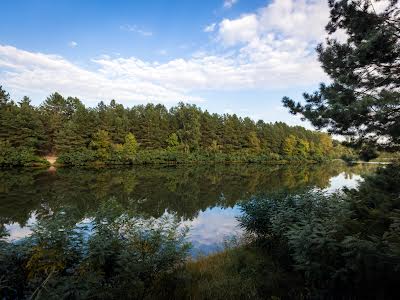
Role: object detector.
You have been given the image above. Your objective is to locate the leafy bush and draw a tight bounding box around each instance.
[0,141,49,168]
[0,199,190,299]
[57,147,98,166]
[239,164,400,298]
[56,147,328,167]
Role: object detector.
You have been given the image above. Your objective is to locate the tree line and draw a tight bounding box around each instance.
[0,87,351,167]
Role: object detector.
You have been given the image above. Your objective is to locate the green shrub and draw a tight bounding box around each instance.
[0,141,49,168]
[0,199,190,299]
[239,165,400,298]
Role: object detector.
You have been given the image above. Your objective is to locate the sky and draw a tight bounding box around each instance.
[0,0,338,127]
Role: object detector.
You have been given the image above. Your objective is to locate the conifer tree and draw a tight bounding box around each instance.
[283,0,400,150]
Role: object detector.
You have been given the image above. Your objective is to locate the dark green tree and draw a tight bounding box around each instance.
[283,0,400,150]
[171,103,201,152]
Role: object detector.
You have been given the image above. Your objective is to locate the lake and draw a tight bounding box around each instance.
[0,162,378,256]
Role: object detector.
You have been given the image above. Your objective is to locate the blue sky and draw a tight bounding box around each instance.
[0,0,333,127]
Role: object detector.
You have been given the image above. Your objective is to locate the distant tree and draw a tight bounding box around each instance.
[123,133,138,160]
[172,103,201,152]
[0,87,342,165]
[0,86,14,143]
[0,85,10,106]
[248,131,261,152]
[283,0,400,150]
[282,135,297,157]
[200,111,221,148]
[15,97,46,150]
[318,133,333,156]
[297,139,310,157]
[166,133,180,150]
[207,140,221,154]
[54,121,86,153]
[223,114,242,151]
[40,92,77,153]
[90,130,112,160]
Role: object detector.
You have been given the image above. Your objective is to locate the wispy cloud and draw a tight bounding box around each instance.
[223,0,238,9]
[68,41,78,48]
[120,24,153,37]
[0,45,203,104]
[1,0,336,107]
[203,23,216,33]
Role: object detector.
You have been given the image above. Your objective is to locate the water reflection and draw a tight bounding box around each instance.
[0,162,378,254]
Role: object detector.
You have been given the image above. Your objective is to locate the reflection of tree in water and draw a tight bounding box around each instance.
[0,162,379,228]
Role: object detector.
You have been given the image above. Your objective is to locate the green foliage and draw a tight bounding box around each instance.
[282,0,400,151]
[282,134,297,157]
[123,132,138,161]
[89,130,112,161]
[359,145,379,161]
[166,132,180,150]
[0,86,348,167]
[0,199,190,299]
[248,131,261,152]
[0,140,49,168]
[239,164,400,298]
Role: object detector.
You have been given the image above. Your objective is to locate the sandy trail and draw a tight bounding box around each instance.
[44,156,57,165]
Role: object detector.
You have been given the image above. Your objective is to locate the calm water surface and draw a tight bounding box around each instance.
[0,162,378,255]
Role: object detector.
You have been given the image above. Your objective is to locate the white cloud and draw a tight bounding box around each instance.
[0,0,336,107]
[203,23,216,33]
[218,0,330,47]
[258,0,329,42]
[0,45,203,104]
[68,41,78,48]
[218,15,258,46]
[120,24,153,37]
[223,0,238,9]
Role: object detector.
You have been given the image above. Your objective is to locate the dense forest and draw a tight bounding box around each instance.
[0,86,351,167]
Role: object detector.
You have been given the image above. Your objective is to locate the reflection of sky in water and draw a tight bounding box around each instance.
[183,206,243,256]
[5,213,37,241]
[325,172,363,193]
[3,171,366,254]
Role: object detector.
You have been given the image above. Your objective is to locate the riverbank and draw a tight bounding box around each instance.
[54,149,331,167]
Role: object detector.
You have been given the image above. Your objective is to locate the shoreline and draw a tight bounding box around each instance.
[1,156,396,170]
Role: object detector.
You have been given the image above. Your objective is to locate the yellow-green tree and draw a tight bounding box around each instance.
[166,133,179,151]
[319,134,333,156]
[248,131,261,152]
[297,139,310,157]
[123,133,138,160]
[207,139,221,154]
[90,130,112,161]
[282,135,297,157]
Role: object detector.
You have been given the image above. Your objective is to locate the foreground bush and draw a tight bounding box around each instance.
[0,199,190,299]
[240,164,400,298]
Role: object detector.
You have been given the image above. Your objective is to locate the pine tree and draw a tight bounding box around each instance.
[90,130,112,160]
[283,0,400,150]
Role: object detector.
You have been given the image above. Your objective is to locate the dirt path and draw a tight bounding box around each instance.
[44,156,58,165]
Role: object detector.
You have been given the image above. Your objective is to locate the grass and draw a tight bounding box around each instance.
[176,244,303,300]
